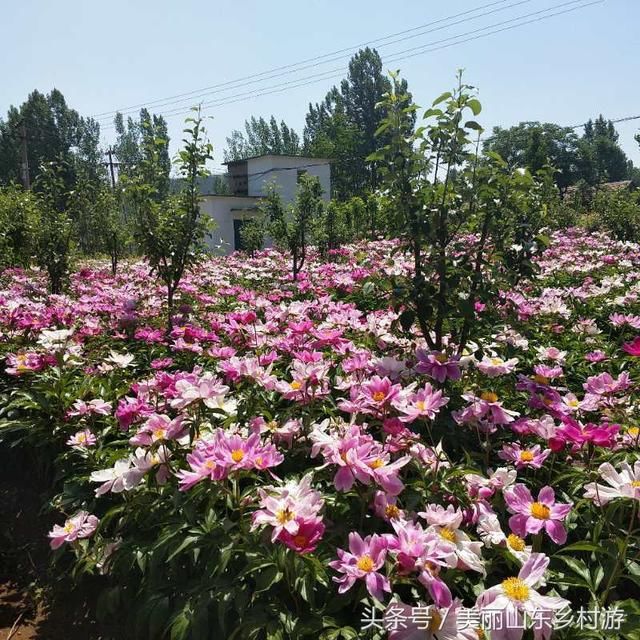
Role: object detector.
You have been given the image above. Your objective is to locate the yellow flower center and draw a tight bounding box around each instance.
[631,480,640,488]
[439,527,457,543]
[356,555,375,572]
[628,427,639,437]
[290,380,302,390]
[153,429,166,440]
[369,458,385,470]
[530,502,551,520]
[490,358,504,366]
[476,629,487,640]
[481,392,498,403]
[372,391,386,402]
[428,611,442,631]
[385,504,401,519]
[507,533,526,552]
[205,460,216,470]
[231,449,245,463]
[501,576,530,601]
[275,507,295,524]
[435,353,448,364]
[534,374,549,385]
[519,451,535,462]
[77,433,87,443]
[266,420,279,431]
[568,398,579,407]
[293,535,307,547]
[415,401,426,411]
[63,522,75,533]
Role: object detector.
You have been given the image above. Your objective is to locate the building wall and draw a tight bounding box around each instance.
[246,156,331,201]
[199,195,261,254]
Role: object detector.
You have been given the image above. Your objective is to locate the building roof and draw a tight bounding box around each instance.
[223,153,332,166]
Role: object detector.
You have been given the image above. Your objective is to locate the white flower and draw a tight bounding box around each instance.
[37,328,74,351]
[90,458,144,496]
[584,461,640,506]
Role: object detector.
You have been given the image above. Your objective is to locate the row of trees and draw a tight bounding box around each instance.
[225,48,639,201]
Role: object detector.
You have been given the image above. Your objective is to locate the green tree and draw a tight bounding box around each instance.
[262,174,323,280]
[304,48,415,199]
[33,159,75,294]
[580,115,631,185]
[0,185,38,268]
[0,89,102,191]
[485,122,580,193]
[224,116,300,161]
[127,108,213,330]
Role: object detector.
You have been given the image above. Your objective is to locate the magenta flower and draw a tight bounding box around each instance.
[278,518,325,554]
[623,336,640,356]
[504,484,572,544]
[329,532,391,601]
[414,349,461,383]
[549,416,619,451]
[48,511,99,549]
[498,443,551,469]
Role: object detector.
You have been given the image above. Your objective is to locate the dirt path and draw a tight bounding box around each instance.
[0,462,115,639]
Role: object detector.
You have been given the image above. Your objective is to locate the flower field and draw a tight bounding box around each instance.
[1,228,640,640]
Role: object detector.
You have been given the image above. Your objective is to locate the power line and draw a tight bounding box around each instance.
[100,0,603,131]
[92,0,528,121]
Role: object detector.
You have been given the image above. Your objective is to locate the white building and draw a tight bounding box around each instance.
[200,154,331,253]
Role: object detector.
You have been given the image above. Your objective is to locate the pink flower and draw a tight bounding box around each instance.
[392,383,449,423]
[129,414,187,446]
[583,371,631,395]
[623,336,640,356]
[454,392,519,430]
[504,484,572,544]
[48,511,99,549]
[476,553,570,640]
[329,532,391,601]
[477,355,519,377]
[414,349,461,383]
[278,518,325,554]
[67,398,112,418]
[67,429,97,449]
[498,443,550,469]
[252,473,324,542]
[585,350,607,363]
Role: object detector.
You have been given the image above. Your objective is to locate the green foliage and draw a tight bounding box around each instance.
[485,115,634,194]
[0,184,38,268]
[238,216,266,257]
[34,160,75,294]
[262,174,324,280]
[127,108,213,330]
[304,48,415,199]
[372,71,553,351]
[588,187,640,241]
[224,116,300,162]
[0,89,103,191]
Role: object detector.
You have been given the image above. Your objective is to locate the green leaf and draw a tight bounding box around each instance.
[467,98,482,115]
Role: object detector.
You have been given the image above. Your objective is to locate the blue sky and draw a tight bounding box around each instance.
[1,0,638,171]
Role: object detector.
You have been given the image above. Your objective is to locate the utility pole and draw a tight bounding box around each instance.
[19,122,30,190]
[106,146,117,189]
